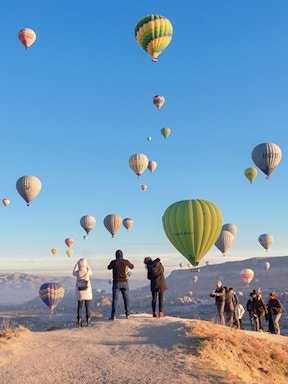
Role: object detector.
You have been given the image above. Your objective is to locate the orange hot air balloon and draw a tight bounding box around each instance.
[153,95,165,109]
[2,199,10,207]
[18,28,36,49]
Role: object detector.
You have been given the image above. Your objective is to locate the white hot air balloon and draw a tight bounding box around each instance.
[104,214,122,237]
[240,269,254,286]
[252,143,282,179]
[258,234,273,251]
[215,230,235,256]
[193,275,198,283]
[16,176,42,206]
[128,153,149,177]
[147,136,152,142]
[141,184,148,192]
[148,160,157,173]
[264,261,270,271]
[222,223,238,237]
[122,218,134,231]
[80,215,96,237]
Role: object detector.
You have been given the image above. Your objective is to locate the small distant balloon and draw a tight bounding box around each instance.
[153,95,165,109]
[161,127,171,139]
[238,291,244,297]
[148,160,157,173]
[240,268,254,286]
[147,136,152,141]
[16,175,42,206]
[244,167,258,184]
[66,249,73,257]
[222,223,238,237]
[141,184,148,192]
[80,215,96,237]
[51,248,57,255]
[193,275,198,283]
[123,218,134,231]
[65,238,74,248]
[104,214,122,237]
[2,199,10,207]
[265,261,270,271]
[258,234,273,251]
[128,153,149,177]
[18,28,36,49]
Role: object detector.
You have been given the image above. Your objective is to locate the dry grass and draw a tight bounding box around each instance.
[184,320,288,384]
[0,319,29,343]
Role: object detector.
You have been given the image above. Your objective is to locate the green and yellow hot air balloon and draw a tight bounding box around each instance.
[135,15,173,62]
[161,127,171,139]
[162,200,222,266]
[244,167,257,184]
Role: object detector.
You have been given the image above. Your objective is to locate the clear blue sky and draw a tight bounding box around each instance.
[0,1,288,279]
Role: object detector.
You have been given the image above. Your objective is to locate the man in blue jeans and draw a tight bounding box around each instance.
[107,249,134,319]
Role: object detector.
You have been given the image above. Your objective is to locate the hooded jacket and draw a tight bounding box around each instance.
[146,258,168,293]
[72,258,93,301]
[107,250,134,282]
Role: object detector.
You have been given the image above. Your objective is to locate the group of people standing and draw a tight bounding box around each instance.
[72,250,167,326]
[210,280,283,335]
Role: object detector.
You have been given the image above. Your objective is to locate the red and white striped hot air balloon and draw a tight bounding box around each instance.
[18,28,36,49]
[240,269,254,286]
[65,238,74,248]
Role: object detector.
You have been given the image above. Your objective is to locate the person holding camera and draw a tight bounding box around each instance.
[73,258,93,327]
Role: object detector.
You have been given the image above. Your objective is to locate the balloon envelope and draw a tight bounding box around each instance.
[39,283,65,312]
[51,248,57,255]
[240,269,254,285]
[135,15,173,62]
[104,214,122,237]
[2,199,10,207]
[66,249,73,257]
[18,28,36,49]
[16,176,42,206]
[153,95,165,109]
[65,238,74,248]
[123,218,134,231]
[128,153,149,177]
[141,184,148,192]
[193,276,198,283]
[222,223,238,237]
[161,127,171,138]
[215,230,234,256]
[252,143,282,178]
[265,262,270,271]
[244,167,258,184]
[80,215,96,235]
[148,160,157,173]
[258,234,273,251]
[162,199,222,267]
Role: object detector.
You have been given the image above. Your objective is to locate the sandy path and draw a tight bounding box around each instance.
[0,314,196,384]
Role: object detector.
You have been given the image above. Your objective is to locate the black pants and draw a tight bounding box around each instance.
[152,291,164,313]
[77,300,91,319]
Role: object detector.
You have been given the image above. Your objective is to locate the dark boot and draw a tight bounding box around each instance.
[77,317,83,327]
[86,316,91,326]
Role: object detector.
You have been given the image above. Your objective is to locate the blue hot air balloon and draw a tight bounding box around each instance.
[39,283,65,312]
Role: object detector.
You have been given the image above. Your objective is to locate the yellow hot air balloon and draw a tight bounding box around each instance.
[66,249,73,257]
[128,153,149,177]
[135,15,173,62]
[215,230,234,256]
[148,160,157,173]
[122,218,134,231]
[162,200,222,267]
[258,234,273,251]
[161,127,171,139]
[153,95,165,109]
[252,143,282,179]
[16,175,42,206]
[244,167,258,184]
[104,214,122,237]
[51,248,57,255]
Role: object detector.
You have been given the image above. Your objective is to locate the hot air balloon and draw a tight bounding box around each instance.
[258,234,273,251]
[215,230,234,256]
[147,136,152,141]
[80,215,96,237]
[135,15,173,62]
[161,127,171,139]
[252,143,282,179]
[162,200,222,267]
[193,276,198,283]
[123,218,134,231]
[141,184,148,192]
[39,283,65,313]
[65,238,74,248]
[238,291,244,297]
[104,214,122,237]
[222,223,238,237]
[153,95,165,109]
[16,176,42,206]
[18,28,36,49]
[51,248,57,255]
[128,153,149,177]
[244,167,258,184]
[148,160,157,173]
[265,261,270,271]
[2,199,10,207]
[66,249,73,257]
[240,269,254,286]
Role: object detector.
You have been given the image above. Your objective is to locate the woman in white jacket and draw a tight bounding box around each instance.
[73,258,93,326]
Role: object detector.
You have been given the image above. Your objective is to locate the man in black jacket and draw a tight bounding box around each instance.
[107,249,134,319]
[210,280,225,325]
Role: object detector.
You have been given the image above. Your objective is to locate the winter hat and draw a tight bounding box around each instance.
[78,258,87,270]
